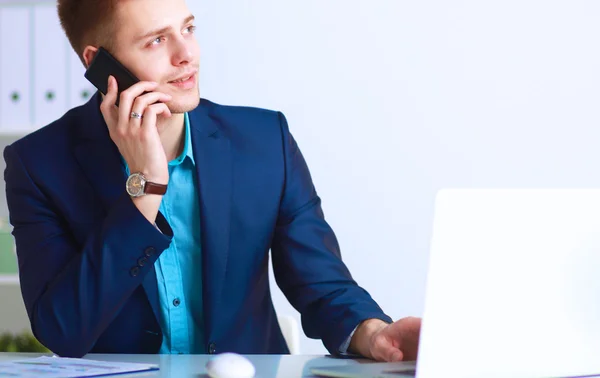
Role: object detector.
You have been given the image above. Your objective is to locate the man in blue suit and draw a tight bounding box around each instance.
[4,0,421,359]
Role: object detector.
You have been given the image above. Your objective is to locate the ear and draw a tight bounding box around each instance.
[82,46,100,69]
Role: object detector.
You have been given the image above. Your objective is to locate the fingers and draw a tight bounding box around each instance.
[398,317,421,361]
[131,92,172,120]
[387,317,422,341]
[117,81,160,125]
[369,317,422,362]
[102,75,118,108]
[370,332,404,362]
[141,103,172,129]
[385,347,404,362]
[99,76,119,125]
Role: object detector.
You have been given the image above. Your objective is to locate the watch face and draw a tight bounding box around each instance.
[126,173,146,197]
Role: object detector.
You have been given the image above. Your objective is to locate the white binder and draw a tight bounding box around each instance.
[32,5,68,129]
[0,7,32,131]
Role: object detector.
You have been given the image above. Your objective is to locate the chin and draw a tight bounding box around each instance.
[167,92,201,114]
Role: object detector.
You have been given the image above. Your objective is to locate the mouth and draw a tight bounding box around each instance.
[169,74,194,83]
[167,71,198,89]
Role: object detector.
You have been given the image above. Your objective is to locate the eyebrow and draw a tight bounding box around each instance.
[135,15,196,43]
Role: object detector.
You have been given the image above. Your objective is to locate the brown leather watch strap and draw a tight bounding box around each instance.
[145,181,168,195]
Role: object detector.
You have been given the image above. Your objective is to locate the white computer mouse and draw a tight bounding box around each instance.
[205,352,256,378]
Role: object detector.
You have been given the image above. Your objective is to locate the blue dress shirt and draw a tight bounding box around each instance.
[125,113,204,353]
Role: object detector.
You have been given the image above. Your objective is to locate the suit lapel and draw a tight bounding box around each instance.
[72,93,161,324]
[189,104,232,338]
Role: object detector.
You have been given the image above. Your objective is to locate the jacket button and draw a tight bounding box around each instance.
[208,342,217,354]
[138,257,148,267]
[130,267,140,277]
[144,247,156,257]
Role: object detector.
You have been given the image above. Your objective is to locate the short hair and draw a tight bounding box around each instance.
[57,0,119,66]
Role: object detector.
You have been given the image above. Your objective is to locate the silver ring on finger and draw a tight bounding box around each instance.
[130,111,143,119]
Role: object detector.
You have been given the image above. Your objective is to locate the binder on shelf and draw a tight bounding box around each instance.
[32,5,68,129]
[0,7,32,131]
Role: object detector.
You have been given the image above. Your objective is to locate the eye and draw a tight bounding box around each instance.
[184,25,196,34]
[150,36,164,46]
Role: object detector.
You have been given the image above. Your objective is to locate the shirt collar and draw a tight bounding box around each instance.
[168,112,194,167]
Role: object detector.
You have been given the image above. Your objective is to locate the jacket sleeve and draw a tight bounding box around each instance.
[3,144,172,358]
[270,112,392,355]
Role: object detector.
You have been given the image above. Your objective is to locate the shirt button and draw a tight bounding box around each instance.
[129,267,140,277]
[208,342,217,354]
[173,298,181,307]
[144,247,156,257]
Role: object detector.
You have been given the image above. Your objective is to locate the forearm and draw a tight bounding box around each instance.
[26,194,171,357]
[272,199,392,354]
[273,111,393,354]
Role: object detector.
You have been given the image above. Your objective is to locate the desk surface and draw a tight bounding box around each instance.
[0,353,373,377]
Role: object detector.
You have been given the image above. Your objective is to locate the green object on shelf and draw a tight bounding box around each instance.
[0,219,16,274]
[0,331,49,353]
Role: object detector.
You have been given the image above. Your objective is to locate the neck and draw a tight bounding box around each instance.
[157,112,186,161]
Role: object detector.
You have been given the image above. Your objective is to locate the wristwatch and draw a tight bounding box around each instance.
[126,172,167,198]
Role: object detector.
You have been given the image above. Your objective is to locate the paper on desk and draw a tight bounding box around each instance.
[0,356,159,377]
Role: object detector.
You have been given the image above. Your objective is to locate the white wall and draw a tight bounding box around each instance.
[188,0,600,354]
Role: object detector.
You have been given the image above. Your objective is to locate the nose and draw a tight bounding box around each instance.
[171,36,195,66]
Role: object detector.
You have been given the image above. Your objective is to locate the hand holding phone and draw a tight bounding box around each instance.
[92,47,173,223]
[88,46,171,176]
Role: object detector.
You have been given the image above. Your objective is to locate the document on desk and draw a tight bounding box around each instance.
[0,356,159,377]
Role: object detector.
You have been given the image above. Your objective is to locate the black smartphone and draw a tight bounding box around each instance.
[84,47,140,106]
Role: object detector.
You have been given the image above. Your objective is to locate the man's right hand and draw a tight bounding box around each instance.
[99,76,172,223]
[100,75,172,184]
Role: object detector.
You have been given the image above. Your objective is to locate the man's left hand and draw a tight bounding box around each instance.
[349,317,421,362]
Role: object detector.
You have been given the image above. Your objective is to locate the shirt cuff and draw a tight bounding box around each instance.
[338,325,361,356]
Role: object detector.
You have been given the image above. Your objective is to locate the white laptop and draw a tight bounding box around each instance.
[312,189,600,378]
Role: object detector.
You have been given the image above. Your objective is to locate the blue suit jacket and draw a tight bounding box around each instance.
[4,94,391,358]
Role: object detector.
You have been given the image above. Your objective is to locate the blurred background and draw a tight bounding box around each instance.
[1,0,600,354]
